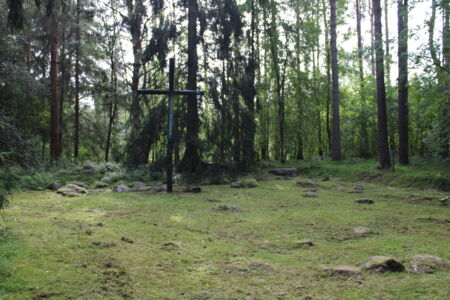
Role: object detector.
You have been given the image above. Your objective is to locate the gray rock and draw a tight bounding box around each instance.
[297,180,319,188]
[294,239,314,248]
[57,184,88,197]
[47,182,63,191]
[218,205,241,212]
[410,255,450,273]
[112,184,130,193]
[439,196,449,205]
[363,256,405,272]
[324,265,362,276]
[231,178,258,188]
[133,182,152,191]
[353,227,372,235]
[155,182,167,192]
[302,192,318,198]
[355,198,375,204]
[269,168,298,177]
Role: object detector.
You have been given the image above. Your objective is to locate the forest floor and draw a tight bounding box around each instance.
[1,166,450,299]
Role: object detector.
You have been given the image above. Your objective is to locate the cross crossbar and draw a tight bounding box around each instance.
[137,58,203,193]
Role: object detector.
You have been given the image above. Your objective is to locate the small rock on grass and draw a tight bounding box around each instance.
[154,182,167,192]
[297,179,319,188]
[95,181,108,188]
[68,181,86,188]
[363,256,405,273]
[121,237,134,244]
[57,184,87,197]
[47,182,63,190]
[353,227,372,235]
[184,186,202,193]
[355,198,375,204]
[439,196,449,206]
[133,182,152,191]
[324,265,362,276]
[410,255,450,273]
[294,239,314,248]
[218,205,241,212]
[302,192,318,198]
[113,184,130,193]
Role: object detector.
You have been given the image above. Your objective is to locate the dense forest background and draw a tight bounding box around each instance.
[1,0,449,173]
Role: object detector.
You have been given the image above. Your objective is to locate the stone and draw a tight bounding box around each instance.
[324,265,362,276]
[353,227,372,235]
[363,256,405,272]
[302,192,318,198]
[112,184,130,193]
[304,189,317,193]
[218,205,241,212]
[47,182,63,191]
[84,169,96,175]
[269,168,298,177]
[95,181,108,188]
[294,239,314,248]
[155,182,167,192]
[322,176,330,181]
[297,180,319,188]
[68,181,86,188]
[57,184,88,197]
[231,178,258,188]
[410,255,450,273]
[133,182,152,191]
[185,186,202,193]
[355,198,375,204]
[439,196,449,205]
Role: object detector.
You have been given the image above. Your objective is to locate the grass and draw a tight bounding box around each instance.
[0,170,449,299]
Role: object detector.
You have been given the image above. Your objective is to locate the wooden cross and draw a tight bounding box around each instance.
[138,58,204,193]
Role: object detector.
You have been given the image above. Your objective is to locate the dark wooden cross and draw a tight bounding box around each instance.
[137,58,204,193]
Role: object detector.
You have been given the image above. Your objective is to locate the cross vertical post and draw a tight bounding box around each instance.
[167,58,175,193]
[137,58,203,193]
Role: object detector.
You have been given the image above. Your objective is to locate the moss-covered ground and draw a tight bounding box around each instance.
[1,166,449,299]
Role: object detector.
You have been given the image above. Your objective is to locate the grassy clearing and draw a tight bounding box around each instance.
[0,173,449,299]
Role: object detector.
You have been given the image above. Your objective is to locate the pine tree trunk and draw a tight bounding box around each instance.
[74,0,81,159]
[373,0,391,168]
[397,0,409,164]
[50,12,60,161]
[330,0,341,161]
[180,0,200,172]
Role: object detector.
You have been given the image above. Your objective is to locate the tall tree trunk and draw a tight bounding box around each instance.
[50,12,60,161]
[74,0,81,159]
[330,0,341,160]
[323,0,332,152]
[370,0,376,76]
[373,0,391,168]
[180,0,200,172]
[397,0,409,164]
[384,0,391,85]
[58,16,65,159]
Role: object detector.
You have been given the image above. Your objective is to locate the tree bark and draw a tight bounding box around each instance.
[373,0,391,168]
[397,0,409,164]
[330,0,341,160]
[74,0,81,159]
[180,0,201,172]
[50,11,60,161]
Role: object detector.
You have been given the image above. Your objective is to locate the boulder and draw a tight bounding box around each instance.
[355,198,375,204]
[47,182,63,191]
[231,178,258,188]
[68,181,86,188]
[439,196,449,206]
[363,256,405,272]
[57,184,87,197]
[112,184,130,193]
[324,265,362,276]
[155,182,167,192]
[133,182,152,191]
[410,255,450,273]
[269,168,298,177]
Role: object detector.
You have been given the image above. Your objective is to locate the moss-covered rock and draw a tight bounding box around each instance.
[410,255,450,273]
[363,256,405,272]
[231,178,258,188]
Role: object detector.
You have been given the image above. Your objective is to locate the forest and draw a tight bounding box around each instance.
[0,0,449,299]
[0,0,448,172]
